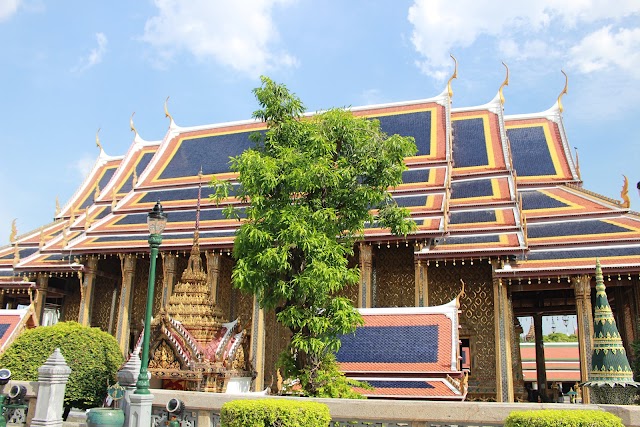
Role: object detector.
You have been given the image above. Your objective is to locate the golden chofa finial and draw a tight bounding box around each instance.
[55,196,61,217]
[621,175,630,208]
[557,70,568,113]
[9,219,17,243]
[447,54,458,99]
[130,112,138,137]
[95,128,103,152]
[164,96,174,125]
[574,146,582,180]
[499,62,509,106]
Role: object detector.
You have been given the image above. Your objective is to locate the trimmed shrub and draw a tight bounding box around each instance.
[220,399,330,427]
[0,321,124,411]
[505,409,623,427]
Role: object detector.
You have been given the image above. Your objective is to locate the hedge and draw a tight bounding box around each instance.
[220,399,331,427]
[505,409,624,427]
[0,321,124,411]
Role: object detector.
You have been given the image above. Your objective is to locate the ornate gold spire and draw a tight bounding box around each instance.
[55,196,61,217]
[9,219,17,244]
[132,168,138,187]
[574,147,582,180]
[84,206,91,231]
[621,175,630,208]
[94,183,101,202]
[499,62,509,106]
[557,70,568,113]
[447,54,458,99]
[164,96,174,125]
[12,243,19,266]
[111,187,118,210]
[95,128,103,152]
[69,208,75,225]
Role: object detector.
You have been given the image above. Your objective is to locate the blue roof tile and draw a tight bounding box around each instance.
[376,112,432,156]
[451,180,493,199]
[507,126,556,177]
[449,210,496,224]
[452,118,489,168]
[520,191,569,210]
[528,220,631,239]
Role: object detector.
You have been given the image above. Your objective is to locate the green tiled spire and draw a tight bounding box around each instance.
[584,259,639,404]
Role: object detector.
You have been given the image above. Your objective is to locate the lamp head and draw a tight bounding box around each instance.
[147,201,167,235]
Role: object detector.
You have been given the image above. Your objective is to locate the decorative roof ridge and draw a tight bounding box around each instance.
[358,298,458,316]
[525,211,629,223]
[451,95,501,114]
[57,153,124,220]
[564,183,626,209]
[8,219,66,247]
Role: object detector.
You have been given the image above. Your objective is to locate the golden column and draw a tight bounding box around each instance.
[358,243,373,308]
[34,273,49,324]
[572,274,593,404]
[206,251,222,306]
[78,256,97,326]
[115,254,137,354]
[493,274,514,402]
[414,258,428,307]
[249,294,266,391]
[160,253,177,307]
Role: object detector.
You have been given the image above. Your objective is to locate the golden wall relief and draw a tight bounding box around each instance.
[429,263,496,400]
[90,274,116,334]
[232,288,253,328]
[374,245,414,308]
[263,310,292,390]
[61,278,81,322]
[216,255,234,321]
[339,249,360,307]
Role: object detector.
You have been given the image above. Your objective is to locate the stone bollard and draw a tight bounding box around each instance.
[116,351,141,426]
[30,348,72,427]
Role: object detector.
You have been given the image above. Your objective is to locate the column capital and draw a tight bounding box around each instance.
[572,275,591,298]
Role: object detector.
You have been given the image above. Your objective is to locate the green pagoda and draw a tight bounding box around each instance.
[583,259,639,404]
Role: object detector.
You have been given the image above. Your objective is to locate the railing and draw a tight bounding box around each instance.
[150,389,640,427]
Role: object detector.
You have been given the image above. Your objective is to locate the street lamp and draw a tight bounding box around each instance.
[135,201,167,395]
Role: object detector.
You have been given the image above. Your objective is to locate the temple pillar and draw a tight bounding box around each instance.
[34,273,48,324]
[78,256,97,326]
[533,313,547,401]
[572,274,593,404]
[249,294,266,391]
[160,253,177,308]
[115,254,136,354]
[358,243,373,308]
[206,251,222,305]
[414,258,428,307]
[492,273,514,402]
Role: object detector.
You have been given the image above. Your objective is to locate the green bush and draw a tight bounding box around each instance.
[0,321,124,411]
[220,399,330,427]
[505,409,623,427]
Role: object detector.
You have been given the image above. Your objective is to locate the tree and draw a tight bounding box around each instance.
[213,77,417,397]
[543,332,578,342]
[0,322,124,416]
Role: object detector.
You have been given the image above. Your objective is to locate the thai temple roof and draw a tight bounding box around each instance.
[2,70,640,281]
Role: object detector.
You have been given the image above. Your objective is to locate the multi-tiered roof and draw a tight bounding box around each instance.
[2,69,639,282]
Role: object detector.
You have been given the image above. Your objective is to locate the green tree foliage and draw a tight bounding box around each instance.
[542,332,578,342]
[0,322,124,411]
[213,77,416,397]
[220,399,330,427]
[504,409,623,427]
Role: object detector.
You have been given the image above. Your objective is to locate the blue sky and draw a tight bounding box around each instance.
[1,0,639,241]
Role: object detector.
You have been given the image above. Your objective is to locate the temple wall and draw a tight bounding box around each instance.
[262,310,291,390]
[61,278,80,322]
[374,245,414,308]
[428,262,496,400]
[216,254,234,320]
[90,274,115,333]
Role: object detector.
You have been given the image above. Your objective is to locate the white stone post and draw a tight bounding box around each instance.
[127,394,154,427]
[117,351,141,427]
[31,348,72,427]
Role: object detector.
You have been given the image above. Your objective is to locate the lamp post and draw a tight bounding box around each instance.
[135,201,167,395]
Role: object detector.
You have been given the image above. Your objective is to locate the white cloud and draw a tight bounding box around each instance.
[0,0,21,22]
[407,0,640,80]
[74,154,95,179]
[142,0,298,76]
[71,32,108,73]
[569,26,640,78]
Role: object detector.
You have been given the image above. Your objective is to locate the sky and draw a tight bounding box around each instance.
[0,0,639,243]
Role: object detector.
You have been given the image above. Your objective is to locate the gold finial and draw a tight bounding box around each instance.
[499,62,509,106]
[447,54,458,99]
[55,196,61,217]
[62,227,69,247]
[111,187,117,210]
[69,208,75,225]
[621,175,630,208]
[94,183,101,201]
[95,128,103,152]
[13,243,19,266]
[9,219,17,243]
[130,112,137,137]
[574,147,582,180]
[557,70,568,113]
[39,228,45,249]
[132,168,138,186]
[164,96,174,125]
[84,206,91,231]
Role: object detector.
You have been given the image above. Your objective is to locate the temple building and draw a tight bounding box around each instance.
[1,67,639,402]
